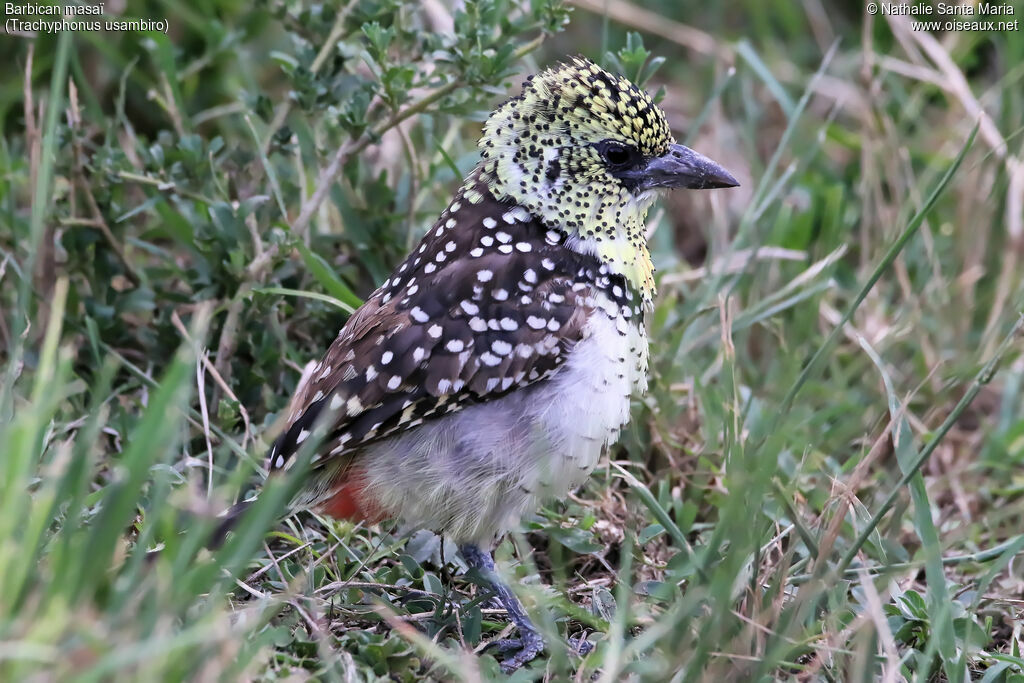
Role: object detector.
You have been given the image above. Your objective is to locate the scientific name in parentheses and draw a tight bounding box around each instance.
[5,3,105,15]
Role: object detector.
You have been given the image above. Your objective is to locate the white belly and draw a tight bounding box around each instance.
[525,306,648,490]
[357,307,648,544]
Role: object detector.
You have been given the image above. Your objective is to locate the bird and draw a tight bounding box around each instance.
[226,56,738,672]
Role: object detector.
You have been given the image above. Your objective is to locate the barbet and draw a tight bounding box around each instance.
[239,57,737,671]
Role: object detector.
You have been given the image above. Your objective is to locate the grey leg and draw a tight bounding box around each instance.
[460,544,545,672]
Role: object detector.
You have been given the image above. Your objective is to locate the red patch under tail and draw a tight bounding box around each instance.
[316,471,386,523]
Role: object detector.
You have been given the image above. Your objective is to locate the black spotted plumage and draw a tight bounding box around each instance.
[222,56,741,675]
[268,171,636,473]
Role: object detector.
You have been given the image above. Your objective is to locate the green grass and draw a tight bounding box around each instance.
[3,0,1024,680]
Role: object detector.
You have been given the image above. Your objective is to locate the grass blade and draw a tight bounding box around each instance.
[765,122,980,439]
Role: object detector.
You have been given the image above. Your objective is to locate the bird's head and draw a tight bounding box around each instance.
[477,56,737,302]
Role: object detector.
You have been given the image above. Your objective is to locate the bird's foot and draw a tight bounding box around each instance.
[567,634,595,656]
[460,544,594,673]
[485,629,546,673]
[486,632,594,672]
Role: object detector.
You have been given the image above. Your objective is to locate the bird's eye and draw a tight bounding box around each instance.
[601,143,632,167]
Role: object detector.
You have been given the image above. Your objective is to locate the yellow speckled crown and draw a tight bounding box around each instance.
[475,57,675,303]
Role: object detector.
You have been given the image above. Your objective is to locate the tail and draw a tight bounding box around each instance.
[143,498,257,564]
[209,498,257,548]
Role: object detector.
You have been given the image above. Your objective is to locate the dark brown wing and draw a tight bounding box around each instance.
[267,176,617,472]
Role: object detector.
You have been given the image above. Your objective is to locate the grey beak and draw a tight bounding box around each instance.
[640,143,739,191]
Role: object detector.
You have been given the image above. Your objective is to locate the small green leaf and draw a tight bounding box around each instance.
[639,523,665,544]
[422,572,444,596]
[463,602,482,644]
[590,587,616,621]
[295,242,363,309]
[547,525,602,554]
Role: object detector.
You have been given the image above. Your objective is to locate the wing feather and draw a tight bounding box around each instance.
[268,176,631,472]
